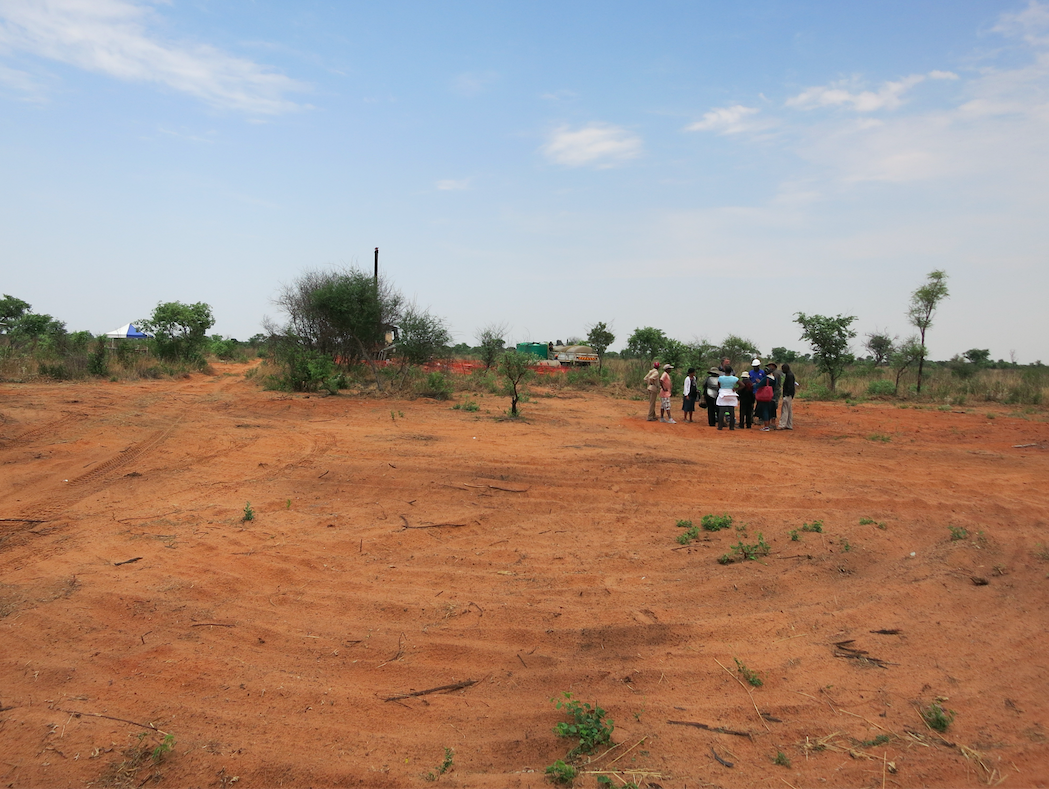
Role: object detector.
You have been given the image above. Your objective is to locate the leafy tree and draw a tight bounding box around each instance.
[718,335,760,369]
[139,301,215,362]
[794,312,857,391]
[499,350,536,416]
[683,339,718,371]
[0,294,30,333]
[770,346,801,364]
[586,322,615,370]
[270,267,404,391]
[963,348,991,366]
[10,313,65,339]
[476,322,508,370]
[907,269,949,393]
[394,304,451,368]
[624,326,669,362]
[864,331,895,365]
[890,336,924,395]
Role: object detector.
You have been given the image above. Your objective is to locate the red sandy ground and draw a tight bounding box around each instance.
[1,362,1047,789]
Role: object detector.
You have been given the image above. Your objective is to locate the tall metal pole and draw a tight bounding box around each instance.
[374,247,379,284]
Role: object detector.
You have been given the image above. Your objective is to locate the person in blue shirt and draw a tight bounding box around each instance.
[716,367,740,430]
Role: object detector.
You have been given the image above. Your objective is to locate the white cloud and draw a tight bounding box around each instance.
[787,74,928,112]
[0,0,308,113]
[685,104,764,134]
[0,61,44,98]
[541,123,642,168]
[451,70,498,97]
[993,0,1049,46]
[436,178,470,191]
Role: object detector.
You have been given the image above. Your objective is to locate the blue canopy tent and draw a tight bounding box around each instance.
[105,323,151,339]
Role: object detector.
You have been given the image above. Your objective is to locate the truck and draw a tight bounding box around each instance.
[515,341,598,367]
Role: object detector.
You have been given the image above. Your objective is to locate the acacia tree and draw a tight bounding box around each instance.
[864,330,896,365]
[139,301,214,362]
[794,312,857,391]
[586,322,615,370]
[624,327,669,362]
[718,334,760,369]
[499,349,535,416]
[890,336,924,395]
[394,304,451,370]
[907,269,949,393]
[476,322,508,370]
[0,294,30,333]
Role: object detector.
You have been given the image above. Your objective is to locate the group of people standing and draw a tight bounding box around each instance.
[646,358,798,431]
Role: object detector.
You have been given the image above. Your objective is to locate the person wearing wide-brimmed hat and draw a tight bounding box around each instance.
[643,360,661,421]
[737,370,755,429]
[702,367,720,427]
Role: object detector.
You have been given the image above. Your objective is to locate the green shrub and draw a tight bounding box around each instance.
[701,513,733,531]
[867,379,895,396]
[920,703,954,732]
[88,338,109,376]
[418,371,453,400]
[552,692,613,757]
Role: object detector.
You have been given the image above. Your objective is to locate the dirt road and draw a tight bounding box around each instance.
[2,364,1047,787]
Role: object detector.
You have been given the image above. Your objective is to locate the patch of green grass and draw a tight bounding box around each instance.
[842,540,852,552]
[242,502,254,522]
[675,519,693,529]
[919,702,955,732]
[866,433,892,442]
[859,517,875,525]
[773,750,791,767]
[859,734,891,748]
[701,513,733,531]
[452,397,480,412]
[734,658,763,687]
[948,525,968,541]
[1033,543,1049,561]
[801,520,823,533]
[938,404,952,412]
[789,529,800,541]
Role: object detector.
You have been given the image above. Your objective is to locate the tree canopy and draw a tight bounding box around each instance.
[907,269,949,393]
[139,301,215,362]
[586,322,615,370]
[794,312,857,391]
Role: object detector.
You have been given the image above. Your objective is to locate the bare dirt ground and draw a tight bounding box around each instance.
[2,362,1048,789]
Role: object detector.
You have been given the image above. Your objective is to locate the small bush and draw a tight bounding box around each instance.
[551,692,613,757]
[418,371,453,400]
[866,379,895,396]
[948,525,968,541]
[920,703,954,732]
[701,513,733,531]
[801,520,823,533]
[734,658,763,687]
[545,760,577,785]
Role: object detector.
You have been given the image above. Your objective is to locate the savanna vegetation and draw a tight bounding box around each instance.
[1,266,1046,413]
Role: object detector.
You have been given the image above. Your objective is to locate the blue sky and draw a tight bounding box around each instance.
[1,1,1047,361]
